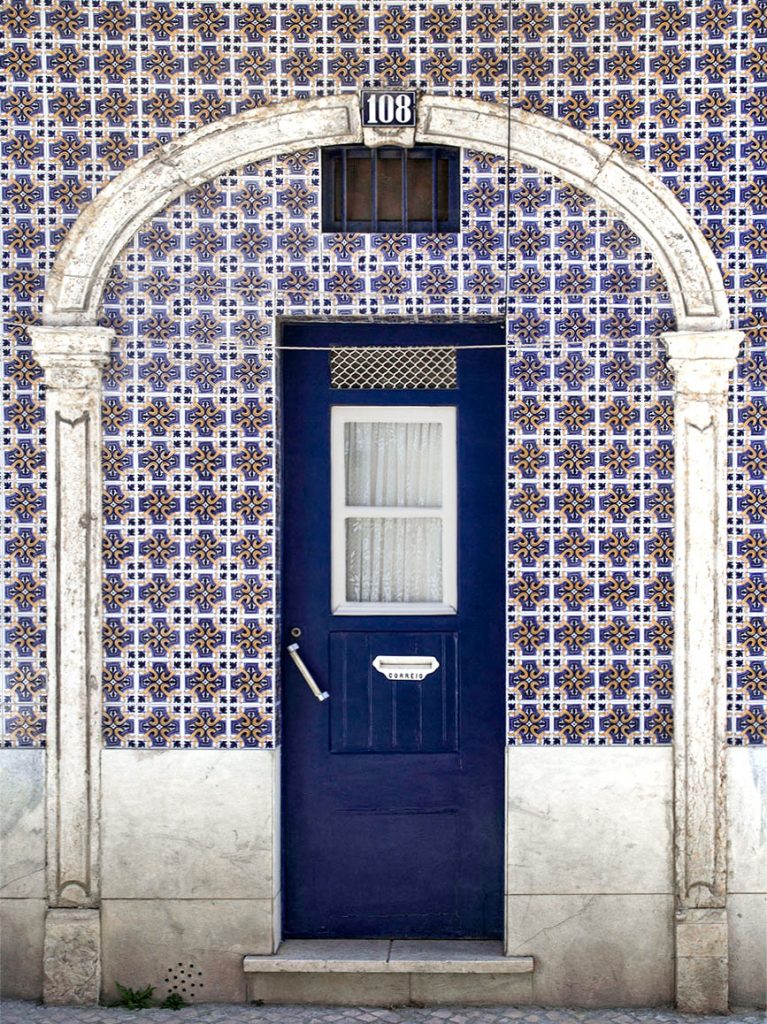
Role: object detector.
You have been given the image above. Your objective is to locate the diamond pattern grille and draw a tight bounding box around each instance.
[330,346,457,390]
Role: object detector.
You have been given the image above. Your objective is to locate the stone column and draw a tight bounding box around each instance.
[662,329,743,1013]
[30,325,114,1005]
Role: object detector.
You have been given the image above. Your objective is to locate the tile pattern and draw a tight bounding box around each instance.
[99,151,670,747]
[1,1,765,746]
[505,187,675,745]
[101,236,277,746]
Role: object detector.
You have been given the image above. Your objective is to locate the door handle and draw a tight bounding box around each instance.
[287,643,329,701]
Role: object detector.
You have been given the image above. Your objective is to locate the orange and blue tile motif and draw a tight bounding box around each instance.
[2,1,766,746]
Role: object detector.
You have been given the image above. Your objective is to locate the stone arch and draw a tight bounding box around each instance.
[31,94,742,1012]
[44,94,727,331]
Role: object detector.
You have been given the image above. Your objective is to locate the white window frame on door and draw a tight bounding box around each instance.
[331,405,458,615]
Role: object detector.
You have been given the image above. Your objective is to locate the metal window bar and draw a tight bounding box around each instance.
[432,149,438,233]
[371,147,378,233]
[323,146,459,233]
[401,148,407,233]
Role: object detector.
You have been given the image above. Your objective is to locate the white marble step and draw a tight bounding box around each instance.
[243,939,534,974]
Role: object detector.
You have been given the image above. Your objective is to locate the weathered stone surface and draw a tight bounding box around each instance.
[506,746,672,895]
[665,329,744,394]
[676,907,728,958]
[44,97,361,322]
[0,899,45,999]
[244,940,533,975]
[675,954,729,1015]
[505,894,674,1007]
[247,966,535,1007]
[246,973,411,1005]
[727,747,767,895]
[595,155,728,330]
[419,96,612,185]
[101,749,278,900]
[0,751,45,899]
[30,326,113,913]
[729,893,767,1009]
[362,122,416,148]
[409,973,534,1005]
[389,940,532,973]
[101,899,274,1003]
[42,909,100,1005]
[661,328,743,1013]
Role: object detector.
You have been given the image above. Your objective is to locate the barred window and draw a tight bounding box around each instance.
[322,145,460,233]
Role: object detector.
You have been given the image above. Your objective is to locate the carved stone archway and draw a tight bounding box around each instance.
[30,95,742,1011]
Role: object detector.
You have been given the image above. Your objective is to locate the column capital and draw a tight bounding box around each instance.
[30,325,114,390]
[661,329,743,396]
[662,328,743,360]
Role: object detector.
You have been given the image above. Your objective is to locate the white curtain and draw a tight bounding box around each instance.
[344,422,443,507]
[343,420,444,602]
[346,517,443,603]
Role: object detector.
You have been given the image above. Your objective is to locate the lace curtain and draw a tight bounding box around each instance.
[345,422,443,507]
[346,518,443,602]
[344,421,444,603]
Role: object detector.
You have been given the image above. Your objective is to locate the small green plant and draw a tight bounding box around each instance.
[160,993,187,1011]
[114,982,155,1010]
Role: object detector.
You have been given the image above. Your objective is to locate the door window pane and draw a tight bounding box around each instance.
[344,421,443,507]
[331,406,457,614]
[346,518,443,603]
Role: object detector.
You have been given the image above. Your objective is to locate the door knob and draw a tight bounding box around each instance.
[287,643,329,701]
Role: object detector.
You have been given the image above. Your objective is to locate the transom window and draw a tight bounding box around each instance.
[331,406,458,615]
[322,145,460,233]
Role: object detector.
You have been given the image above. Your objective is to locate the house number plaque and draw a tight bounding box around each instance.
[372,655,439,681]
[361,90,417,127]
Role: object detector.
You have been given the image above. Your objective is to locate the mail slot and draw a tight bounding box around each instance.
[372,655,440,681]
[329,632,458,753]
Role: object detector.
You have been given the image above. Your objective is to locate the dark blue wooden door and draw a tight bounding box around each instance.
[282,322,505,938]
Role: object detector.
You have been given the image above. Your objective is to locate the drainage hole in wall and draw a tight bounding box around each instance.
[164,963,203,1001]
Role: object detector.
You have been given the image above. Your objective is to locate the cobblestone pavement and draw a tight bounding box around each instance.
[2,1003,765,1024]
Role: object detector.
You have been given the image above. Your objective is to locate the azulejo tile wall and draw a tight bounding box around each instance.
[98,150,672,747]
[1,1,765,746]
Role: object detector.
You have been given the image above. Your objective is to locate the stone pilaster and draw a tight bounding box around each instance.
[662,328,743,1013]
[30,325,114,1005]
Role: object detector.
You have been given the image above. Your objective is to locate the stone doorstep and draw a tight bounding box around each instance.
[243,939,535,974]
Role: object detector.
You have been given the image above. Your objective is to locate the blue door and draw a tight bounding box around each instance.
[281,322,505,938]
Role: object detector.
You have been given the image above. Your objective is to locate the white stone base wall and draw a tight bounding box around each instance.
[0,898,45,999]
[505,746,674,1007]
[727,748,767,1008]
[0,751,46,998]
[2,745,765,1006]
[99,749,280,1003]
[101,899,271,1004]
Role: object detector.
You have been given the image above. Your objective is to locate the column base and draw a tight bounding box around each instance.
[675,907,729,1013]
[43,908,101,1005]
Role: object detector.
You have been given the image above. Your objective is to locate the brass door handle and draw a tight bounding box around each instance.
[287,643,329,701]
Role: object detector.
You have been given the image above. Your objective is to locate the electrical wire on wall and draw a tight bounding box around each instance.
[503,0,514,752]
[504,0,514,328]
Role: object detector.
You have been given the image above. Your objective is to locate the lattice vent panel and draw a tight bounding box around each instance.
[330,346,457,390]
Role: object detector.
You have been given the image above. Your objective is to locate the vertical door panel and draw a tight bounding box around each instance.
[281,322,505,938]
